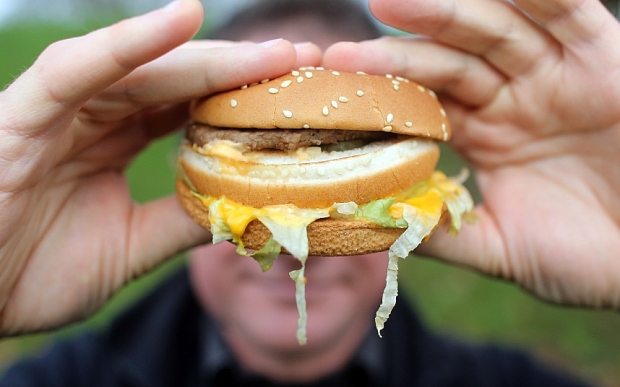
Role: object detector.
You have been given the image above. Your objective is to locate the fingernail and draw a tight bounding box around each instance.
[163,0,197,12]
[293,41,314,49]
[163,0,180,12]
[259,38,284,48]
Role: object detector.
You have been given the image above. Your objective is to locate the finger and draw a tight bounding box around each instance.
[79,39,307,122]
[414,205,510,278]
[293,42,323,69]
[368,0,559,78]
[127,196,212,277]
[323,37,506,108]
[514,0,620,49]
[2,0,204,136]
[179,39,244,49]
[66,103,189,173]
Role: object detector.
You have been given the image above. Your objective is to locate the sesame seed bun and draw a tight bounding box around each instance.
[191,69,451,141]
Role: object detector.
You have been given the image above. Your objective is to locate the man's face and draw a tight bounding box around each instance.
[189,242,388,353]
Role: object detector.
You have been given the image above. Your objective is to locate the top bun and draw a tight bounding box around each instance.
[191,69,451,141]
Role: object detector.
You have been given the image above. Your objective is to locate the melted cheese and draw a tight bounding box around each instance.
[191,170,474,345]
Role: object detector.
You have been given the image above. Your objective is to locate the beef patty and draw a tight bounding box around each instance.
[187,123,394,151]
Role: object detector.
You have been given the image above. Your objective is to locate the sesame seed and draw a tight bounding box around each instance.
[406,121,413,127]
[356,71,366,75]
[382,126,393,132]
[331,71,340,76]
[303,124,310,129]
[394,85,400,91]
[297,76,304,83]
[305,71,313,78]
[387,113,394,123]
[317,167,325,176]
[281,80,292,88]
[429,90,437,99]
[250,82,259,87]
[331,100,339,109]
[283,110,293,118]
[339,96,348,103]
[322,106,329,116]
[396,76,408,82]
[440,108,446,117]
[260,78,269,84]
[316,67,325,70]
[357,90,364,97]
[241,85,248,90]
[386,74,393,79]
[268,88,279,94]
[230,99,238,107]
[417,85,425,92]
[392,80,400,85]
[292,70,300,76]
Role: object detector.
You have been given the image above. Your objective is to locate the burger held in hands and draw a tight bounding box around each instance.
[176,68,475,344]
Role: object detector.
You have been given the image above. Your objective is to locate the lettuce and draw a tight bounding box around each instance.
[235,237,282,272]
[188,170,475,344]
[258,207,329,345]
[375,201,442,336]
[356,198,409,228]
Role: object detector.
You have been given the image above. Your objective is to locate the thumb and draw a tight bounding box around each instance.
[126,195,212,278]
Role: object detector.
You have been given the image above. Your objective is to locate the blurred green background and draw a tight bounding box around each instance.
[1,17,619,387]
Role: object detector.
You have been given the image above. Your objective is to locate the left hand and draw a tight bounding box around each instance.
[0,0,321,335]
[323,0,620,308]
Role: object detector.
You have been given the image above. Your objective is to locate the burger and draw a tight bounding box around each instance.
[176,68,474,344]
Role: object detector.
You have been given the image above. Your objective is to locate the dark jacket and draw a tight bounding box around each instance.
[0,268,593,387]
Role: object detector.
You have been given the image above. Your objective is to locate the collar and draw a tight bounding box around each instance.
[199,313,387,387]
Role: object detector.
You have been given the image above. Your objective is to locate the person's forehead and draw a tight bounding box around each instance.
[237,18,370,49]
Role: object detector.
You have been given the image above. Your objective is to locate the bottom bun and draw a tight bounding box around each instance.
[176,180,406,256]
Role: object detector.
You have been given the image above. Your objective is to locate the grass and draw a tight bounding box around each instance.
[1,21,619,387]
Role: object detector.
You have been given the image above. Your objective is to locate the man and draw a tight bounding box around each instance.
[0,0,618,385]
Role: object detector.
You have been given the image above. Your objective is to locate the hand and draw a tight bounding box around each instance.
[0,0,321,335]
[324,0,620,308]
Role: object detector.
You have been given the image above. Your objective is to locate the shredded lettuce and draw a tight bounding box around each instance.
[187,170,475,344]
[332,202,358,216]
[374,173,475,336]
[235,237,282,272]
[257,206,329,260]
[356,198,409,228]
[258,207,329,345]
[375,251,400,337]
[289,266,308,345]
[375,200,442,336]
